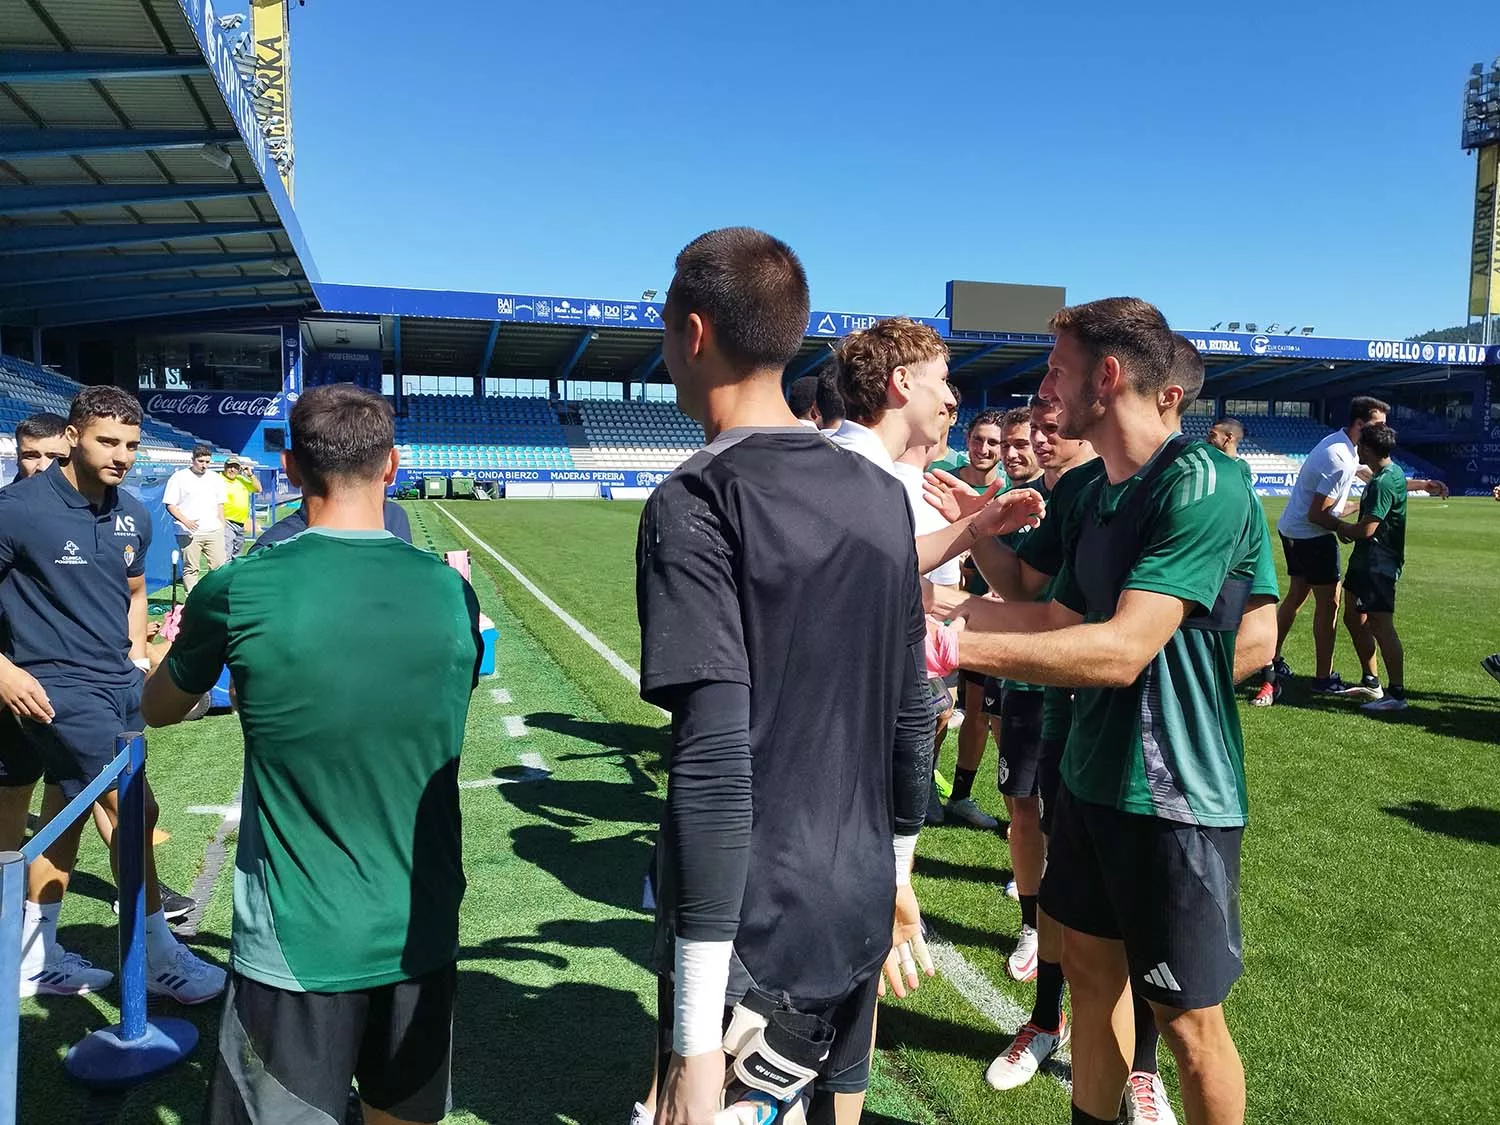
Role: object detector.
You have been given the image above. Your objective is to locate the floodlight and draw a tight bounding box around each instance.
[1228,322,1240,331]
[270,260,292,277]
[1266,322,1281,333]
[218,13,244,29]
[1286,326,1299,335]
[1246,323,1258,332]
[1302,326,1316,335]
[198,143,233,170]
[641,290,657,301]
[1209,321,1223,330]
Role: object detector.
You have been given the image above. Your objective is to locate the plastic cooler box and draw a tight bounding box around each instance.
[478,614,497,676]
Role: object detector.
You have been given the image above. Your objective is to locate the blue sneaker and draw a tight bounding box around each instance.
[1312,674,1351,695]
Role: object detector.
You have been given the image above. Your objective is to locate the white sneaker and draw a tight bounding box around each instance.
[984,1015,1069,1090]
[21,949,114,997]
[1126,1071,1179,1124]
[1004,879,1019,901]
[630,1102,653,1125]
[948,708,965,731]
[147,943,226,1005]
[1007,924,1039,981]
[1362,695,1409,715]
[945,797,999,829]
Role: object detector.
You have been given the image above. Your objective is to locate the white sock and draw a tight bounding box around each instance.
[20,900,60,976]
[144,910,178,962]
[630,1102,653,1125]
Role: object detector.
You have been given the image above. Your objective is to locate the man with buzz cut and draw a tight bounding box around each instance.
[144,383,482,1125]
[787,374,823,428]
[930,300,1278,1125]
[639,230,1038,1125]
[0,387,222,1002]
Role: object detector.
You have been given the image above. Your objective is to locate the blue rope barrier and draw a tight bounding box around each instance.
[19,746,131,865]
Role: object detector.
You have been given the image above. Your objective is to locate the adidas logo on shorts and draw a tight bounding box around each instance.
[1143,962,1181,991]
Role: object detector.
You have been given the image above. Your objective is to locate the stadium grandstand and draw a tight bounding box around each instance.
[1,0,1498,503]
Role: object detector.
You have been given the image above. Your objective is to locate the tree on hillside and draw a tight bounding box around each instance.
[1407,323,1485,343]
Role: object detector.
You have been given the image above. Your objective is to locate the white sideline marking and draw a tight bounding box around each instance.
[459,751,551,789]
[520,751,548,772]
[436,503,646,692]
[434,501,1055,1087]
[490,688,513,705]
[503,715,528,738]
[186,803,240,821]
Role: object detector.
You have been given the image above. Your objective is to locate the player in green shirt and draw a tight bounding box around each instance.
[927,392,969,474]
[143,384,482,1125]
[1336,422,1409,714]
[937,302,1277,1125]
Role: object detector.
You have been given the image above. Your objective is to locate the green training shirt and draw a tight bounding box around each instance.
[997,474,1049,693]
[1015,458,1108,741]
[1052,439,1271,827]
[1349,463,1406,577]
[166,528,483,991]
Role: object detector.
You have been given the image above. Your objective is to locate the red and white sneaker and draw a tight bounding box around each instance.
[1125,1070,1180,1124]
[1007,924,1038,981]
[1250,681,1276,707]
[984,1015,1069,1090]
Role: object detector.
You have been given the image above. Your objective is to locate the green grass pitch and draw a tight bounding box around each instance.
[14,495,1500,1123]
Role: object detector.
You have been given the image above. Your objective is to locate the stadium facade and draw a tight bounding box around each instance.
[3,0,1500,496]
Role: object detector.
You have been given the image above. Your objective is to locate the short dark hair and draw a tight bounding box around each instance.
[1212,418,1245,440]
[191,443,213,460]
[1001,406,1031,431]
[948,385,962,414]
[289,383,394,494]
[787,374,820,419]
[68,385,142,429]
[814,364,845,425]
[1349,395,1390,424]
[1358,422,1398,459]
[1028,394,1049,410]
[15,412,67,442]
[664,227,810,374]
[1049,297,1177,397]
[968,408,1005,433]
[1171,334,1205,412]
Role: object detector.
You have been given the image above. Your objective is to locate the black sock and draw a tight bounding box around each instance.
[951,767,977,802]
[1071,1105,1117,1125]
[1132,988,1159,1075]
[1029,959,1065,1031]
[1019,893,1038,930]
[1389,684,1405,699]
[1261,662,1276,686]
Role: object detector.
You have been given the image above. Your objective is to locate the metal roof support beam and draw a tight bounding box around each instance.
[475,322,501,382]
[1265,363,1387,398]
[786,346,834,383]
[0,252,294,289]
[632,348,663,383]
[947,341,1009,374]
[0,129,239,160]
[0,51,205,83]
[35,293,308,328]
[555,330,594,382]
[0,222,281,256]
[1201,356,1268,382]
[1214,359,1330,398]
[972,354,1048,390]
[0,183,263,218]
[2,275,293,315]
[1311,367,1449,402]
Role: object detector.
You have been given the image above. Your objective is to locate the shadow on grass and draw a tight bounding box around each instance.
[523,711,670,771]
[910,856,1010,886]
[923,912,1020,958]
[1275,685,1500,745]
[510,824,656,914]
[1383,800,1500,846]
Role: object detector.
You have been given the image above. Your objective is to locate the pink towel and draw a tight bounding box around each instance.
[444,550,471,581]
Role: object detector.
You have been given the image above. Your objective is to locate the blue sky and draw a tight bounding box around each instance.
[286,0,1495,339]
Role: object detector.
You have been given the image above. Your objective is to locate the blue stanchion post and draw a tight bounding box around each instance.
[64,733,197,1088]
[0,851,25,1125]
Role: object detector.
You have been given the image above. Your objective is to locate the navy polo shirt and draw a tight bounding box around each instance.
[251,499,412,552]
[0,464,151,686]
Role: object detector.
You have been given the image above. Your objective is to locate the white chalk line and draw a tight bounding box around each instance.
[436,500,1066,1091]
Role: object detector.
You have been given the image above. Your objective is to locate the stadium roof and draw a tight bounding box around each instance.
[0,0,318,329]
[311,282,1500,402]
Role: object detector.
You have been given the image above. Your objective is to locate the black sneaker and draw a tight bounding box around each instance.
[113,881,196,922]
[1311,673,1351,695]
[1272,655,1293,679]
[1483,654,1500,687]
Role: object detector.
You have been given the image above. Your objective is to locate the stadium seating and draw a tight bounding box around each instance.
[394,395,575,471]
[0,352,239,465]
[572,400,703,471]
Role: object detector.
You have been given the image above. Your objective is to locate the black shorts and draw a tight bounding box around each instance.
[14,679,141,801]
[996,690,1045,798]
[960,669,987,694]
[1280,533,1340,587]
[205,962,456,1124]
[0,711,41,789]
[655,970,881,1103]
[980,676,1005,717]
[1038,738,1065,835]
[1344,567,1397,614]
[1040,786,1243,1010]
